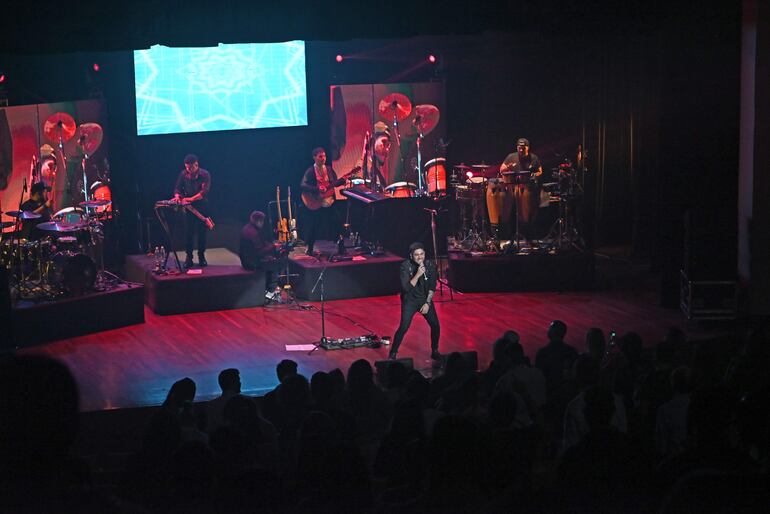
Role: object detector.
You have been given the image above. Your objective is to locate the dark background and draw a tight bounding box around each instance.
[0,3,741,300]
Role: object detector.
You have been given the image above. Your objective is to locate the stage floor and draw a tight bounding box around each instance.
[18,285,719,413]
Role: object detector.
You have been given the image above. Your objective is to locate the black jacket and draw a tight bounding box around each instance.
[399,259,438,303]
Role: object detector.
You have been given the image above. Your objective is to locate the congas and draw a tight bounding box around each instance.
[384,182,417,198]
[424,158,447,194]
[513,184,536,225]
[486,180,513,226]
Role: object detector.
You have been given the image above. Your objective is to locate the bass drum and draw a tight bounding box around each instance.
[48,252,96,296]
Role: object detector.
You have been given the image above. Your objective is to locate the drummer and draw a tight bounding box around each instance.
[499,137,543,238]
[19,182,53,239]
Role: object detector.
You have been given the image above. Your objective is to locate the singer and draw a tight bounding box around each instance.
[389,242,443,363]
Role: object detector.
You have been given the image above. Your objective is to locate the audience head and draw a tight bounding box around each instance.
[548,320,568,342]
[585,327,606,359]
[310,371,333,405]
[218,368,241,394]
[444,351,470,380]
[503,330,520,345]
[492,337,513,364]
[347,359,374,391]
[279,373,310,408]
[164,377,196,408]
[509,341,527,365]
[276,359,298,383]
[619,332,643,364]
[223,394,259,430]
[688,385,738,449]
[328,367,345,393]
[664,326,686,347]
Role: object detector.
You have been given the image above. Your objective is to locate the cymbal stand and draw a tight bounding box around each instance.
[424,207,455,300]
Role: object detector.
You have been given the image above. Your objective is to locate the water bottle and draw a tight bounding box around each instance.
[159,246,166,271]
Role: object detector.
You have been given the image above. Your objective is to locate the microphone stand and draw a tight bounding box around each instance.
[308,260,330,354]
[423,207,456,300]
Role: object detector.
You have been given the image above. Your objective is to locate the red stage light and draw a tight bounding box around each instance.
[466,171,473,179]
[335,54,343,63]
[428,55,437,63]
[0,74,5,83]
[92,63,100,72]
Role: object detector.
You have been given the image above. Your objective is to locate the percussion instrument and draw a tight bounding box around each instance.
[501,170,532,185]
[86,181,113,214]
[424,157,447,194]
[378,93,412,122]
[53,206,86,224]
[5,210,42,220]
[384,182,418,198]
[47,251,96,296]
[486,179,514,226]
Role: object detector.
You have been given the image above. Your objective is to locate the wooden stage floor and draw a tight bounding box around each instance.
[19,287,714,412]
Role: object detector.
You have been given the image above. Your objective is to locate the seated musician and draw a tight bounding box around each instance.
[499,137,544,239]
[239,211,283,302]
[20,182,52,240]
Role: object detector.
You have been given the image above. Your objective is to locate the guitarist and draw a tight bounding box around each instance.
[174,154,212,268]
[300,147,346,256]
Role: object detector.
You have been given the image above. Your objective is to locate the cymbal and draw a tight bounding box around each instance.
[453,164,473,171]
[36,221,87,233]
[76,122,104,155]
[412,104,440,135]
[502,170,532,175]
[378,93,412,122]
[43,112,77,142]
[4,210,42,220]
[471,164,494,169]
[79,199,111,208]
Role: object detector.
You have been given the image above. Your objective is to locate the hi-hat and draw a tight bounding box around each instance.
[43,112,77,142]
[411,104,440,135]
[378,93,412,122]
[76,123,104,155]
[4,210,42,220]
[453,164,473,171]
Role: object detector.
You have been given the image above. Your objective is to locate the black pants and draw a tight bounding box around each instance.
[390,299,440,355]
[185,208,207,257]
[304,205,341,253]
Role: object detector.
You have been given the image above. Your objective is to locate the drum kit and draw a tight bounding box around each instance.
[0,199,112,298]
[0,111,117,299]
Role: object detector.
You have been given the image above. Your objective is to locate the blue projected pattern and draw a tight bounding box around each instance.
[134,42,307,136]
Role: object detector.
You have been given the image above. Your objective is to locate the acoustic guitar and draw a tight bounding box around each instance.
[301,166,361,210]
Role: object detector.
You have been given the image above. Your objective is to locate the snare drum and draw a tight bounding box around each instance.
[384,182,418,198]
[424,158,447,194]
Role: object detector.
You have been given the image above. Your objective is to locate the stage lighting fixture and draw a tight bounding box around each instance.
[335,54,344,63]
[0,74,5,83]
[428,54,436,63]
[92,63,100,72]
[466,171,473,179]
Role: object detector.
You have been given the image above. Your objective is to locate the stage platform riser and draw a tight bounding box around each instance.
[448,252,595,292]
[12,284,145,347]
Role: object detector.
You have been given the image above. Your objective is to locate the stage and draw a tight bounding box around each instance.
[18,284,715,413]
